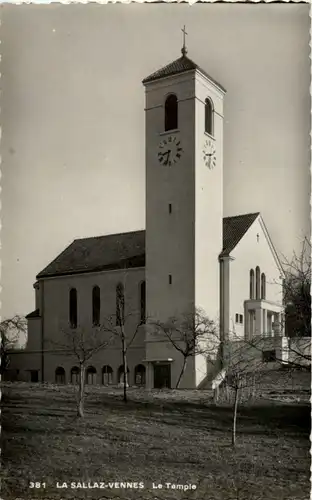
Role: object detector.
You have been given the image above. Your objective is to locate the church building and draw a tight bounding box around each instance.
[8,43,285,389]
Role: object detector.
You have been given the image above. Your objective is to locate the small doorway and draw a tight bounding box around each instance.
[30,370,39,383]
[154,363,171,389]
[55,367,66,384]
[134,364,146,386]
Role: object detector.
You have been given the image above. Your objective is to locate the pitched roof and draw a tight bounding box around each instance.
[142,54,226,93]
[37,214,259,279]
[37,230,145,279]
[220,212,260,257]
[25,309,40,319]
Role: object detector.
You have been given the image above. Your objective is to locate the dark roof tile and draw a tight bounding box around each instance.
[142,54,226,92]
[37,214,259,279]
[37,230,145,279]
[220,213,260,257]
[26,309,41,319]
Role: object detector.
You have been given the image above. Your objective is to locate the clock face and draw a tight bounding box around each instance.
[158,136,183,166]
[203,139,216,169]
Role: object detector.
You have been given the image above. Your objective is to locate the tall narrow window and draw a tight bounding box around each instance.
[205,98,213,136]
[86,366,97,385]
[135,364,146,386]
[165,94,178,131]
[102,365,113,385]
[70,366,80,384]
[140,281,146,324]
[55,367,66,384]
[118,365,129,384]
[69,288,77,328]
[261,273,266,300]
[256,267,261,299]
[116,282,125,326]
[249,270,255,299]
[92,286,101,326]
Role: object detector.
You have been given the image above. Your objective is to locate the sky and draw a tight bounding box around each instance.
[1,3,310,319]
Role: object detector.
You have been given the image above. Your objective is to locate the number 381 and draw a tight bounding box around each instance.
[29,482,46,488]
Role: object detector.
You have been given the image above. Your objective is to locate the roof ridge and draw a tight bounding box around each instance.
[224,212,260,219]
[73,228,145,242]
[220,212,260,258]
[36,213,265,279]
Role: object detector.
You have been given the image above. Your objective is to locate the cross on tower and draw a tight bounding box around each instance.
[181,25,188,56]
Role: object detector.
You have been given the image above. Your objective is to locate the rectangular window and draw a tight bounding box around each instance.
[169,203,172,214]
[169,274,172,285]
[235,313,244,324]
[262,350,276,363]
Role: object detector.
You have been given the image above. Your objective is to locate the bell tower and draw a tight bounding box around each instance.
[142,40,226,388]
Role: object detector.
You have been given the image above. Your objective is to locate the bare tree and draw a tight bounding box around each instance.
[279,238,311,369]
[49,327,114,418]
[285,337,311,369]
[154,308,219,389]
[283,237,311,338]
[117,281,128,402]
[97,240,146,403]
[0,315,27,375]
[101,310,144,403]
[243,333,310,373]
[219,341,263,447]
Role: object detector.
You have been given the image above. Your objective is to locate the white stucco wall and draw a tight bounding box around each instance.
[6,351,42,381]
[194,72,224,322]
[42,267,145,337]
[144,70,225,324]
[20,267,146,383]
[145,72,196,323]
[228,216,283,339]
[195,352,208,387]
[25,317,42,351]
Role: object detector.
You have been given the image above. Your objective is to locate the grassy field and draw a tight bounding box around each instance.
[2,374,310,500]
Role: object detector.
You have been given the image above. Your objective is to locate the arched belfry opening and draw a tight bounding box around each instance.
[164,94,178,132]
[205,98,214,136]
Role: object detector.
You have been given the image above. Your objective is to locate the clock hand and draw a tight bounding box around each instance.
[163,150,170,165]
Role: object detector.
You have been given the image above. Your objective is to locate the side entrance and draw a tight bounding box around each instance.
[153,363,171,389]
